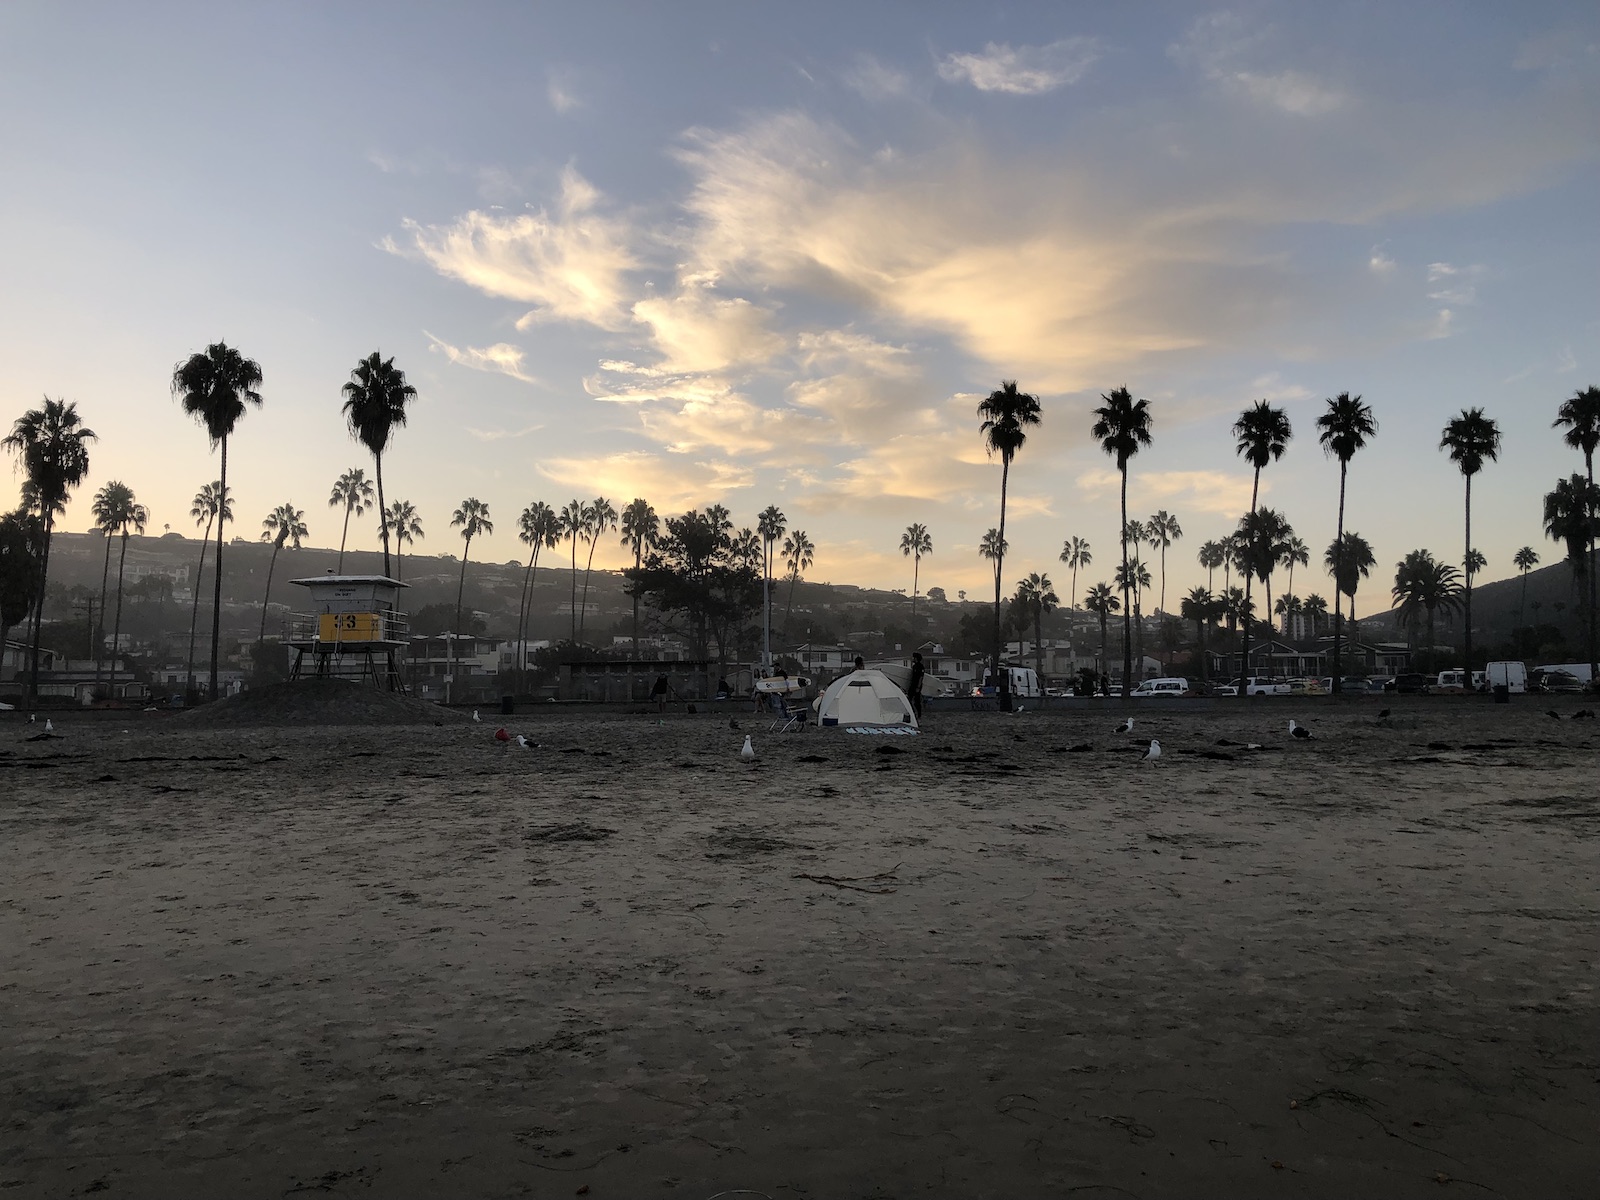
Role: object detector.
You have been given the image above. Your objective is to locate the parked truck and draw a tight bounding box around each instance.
[1485,661,1528,694]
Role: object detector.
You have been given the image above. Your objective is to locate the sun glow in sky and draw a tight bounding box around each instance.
[2,3,1597,605]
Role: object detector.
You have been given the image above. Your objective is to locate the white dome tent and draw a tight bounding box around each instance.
[813,669,919,734]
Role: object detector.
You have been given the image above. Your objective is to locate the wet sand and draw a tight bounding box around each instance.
[2,700,1597,1198]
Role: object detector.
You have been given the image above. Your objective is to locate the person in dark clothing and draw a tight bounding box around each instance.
[908,651,926,719]
[651,673,670,713]
[854,656,865,671]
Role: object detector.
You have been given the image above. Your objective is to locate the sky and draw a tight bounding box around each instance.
[2,2,1598,612]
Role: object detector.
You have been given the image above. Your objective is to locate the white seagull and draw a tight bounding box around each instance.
[514,734,534,749]
[1289,720,1314,740]
[1114,717,1134,734]
[44,719,55,734]
[1142,739,1161,763]
[472,710,481,723]
[740,734,756,760]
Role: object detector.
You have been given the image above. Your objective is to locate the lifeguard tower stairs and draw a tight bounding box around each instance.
[285,575,410,692]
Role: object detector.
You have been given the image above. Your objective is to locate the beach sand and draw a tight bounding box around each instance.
[2,699,1597,1197]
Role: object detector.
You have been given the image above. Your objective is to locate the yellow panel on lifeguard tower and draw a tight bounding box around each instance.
[319,612,383,642]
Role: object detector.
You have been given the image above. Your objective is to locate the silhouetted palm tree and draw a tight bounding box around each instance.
[257,502,308,648]
[1303,594,1328,640]
[1091,387,1153,697]
[1014,573,1058,684]
[1440,408,1501,672]
[97,485,147,691]
[620,498,659,659]
[1544,474,1600,668]
[1316,392,1377,690]
[1324,532,1375,640]
[559,499,585,643]
[1553,385,1600,679]
[1280,535,1309,615]
[757,505,786,666]
[1514,545,1540,630]
[328,467,375,572]
[383,500,423,582]
[341,352,416,579]
[1146,510,1182,614]
[1085,581,1119,679]
[1197,539,1226,596]
[1115,557,1152,676]
[514,500,561,673]
[1059,535,1091,611]
[977,381,1042,707]
[1392,550,1462,670]
[1180,585,1215,682]
[578,497,617,643]
[449,498,493,702]
[782,529,814,631]
[1232,400,1291,691]
[979,528,1008,599]
[90,481,136,688]
[0,510,43,664]
[900,523,933,624]
[4,397,96,701]
[184,481,230,698]
[1236,507,1291,671]
[172,342,261,699]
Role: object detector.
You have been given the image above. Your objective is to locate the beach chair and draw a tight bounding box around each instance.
[770,694,807,732]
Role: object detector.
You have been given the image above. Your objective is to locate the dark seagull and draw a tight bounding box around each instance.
[1114,717,1134,734]
[1288,720,1315,740]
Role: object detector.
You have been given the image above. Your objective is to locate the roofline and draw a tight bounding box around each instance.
[289,575,409,587]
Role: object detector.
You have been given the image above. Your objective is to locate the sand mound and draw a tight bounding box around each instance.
[176,678,464,727]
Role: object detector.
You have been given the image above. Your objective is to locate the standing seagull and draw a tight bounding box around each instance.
[740,734,756,760]
[1114,717,1134,735]
[472,710,481,723]
[1288,720,1315,740]
[1141,739,1161,764]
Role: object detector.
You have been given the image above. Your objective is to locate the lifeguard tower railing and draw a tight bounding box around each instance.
[282,610,411,692]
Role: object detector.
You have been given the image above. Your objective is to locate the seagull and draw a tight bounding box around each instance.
[44,719,54,734]
[1114,717,1134,734]
[472,710,481,723]
[1289,720,1314,740]
[514,734,534,749]
[1141,739,1161,764]
[1546,709,1562,720]
[1377,708,1392,719]
[740,734,756,760]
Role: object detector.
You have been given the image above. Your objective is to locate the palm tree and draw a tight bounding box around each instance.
[1091,386,1153,697]
[1315,392,1377,691]
[1514,545,1540,630]
[172,342,262,700]
[1303,594,1328,640]
[383,500,424,582]
[1114,557,1152,677]
[578,497,617,643]
[449,498,493,703]
[90,481,137,688]
[558,499,585,643]
[757,505,786,667]
[1180,585,1215,683]
[619,498,659,659]
[184,481,230,698]
[1236,507,1291,673]
[328,467,375,573]
[781,529,814,631]
[1197,539,1226,596]
[1553,385,1600,680]
[1084,582,1119,680]
[1232,400,1292,691]
[99,485,147,691]
[0,510,44,667]
[1392,550,1462,670]
[1440,408,1502,673]
[1544,474,1600,669]
[515,500,561,674]
[1280,535,1309,610]
[1146,510,1182,614]
[1466,549,1487,580]
[340,352,416,580]
[900,523,933,625]
[977,381,1043,708]
[4,398,96,701]
[1324,532,1375,641]
[1014,573,1058,685]
[257,502,308,648]
[979,528,1008,606]
[1059,536,1091,611]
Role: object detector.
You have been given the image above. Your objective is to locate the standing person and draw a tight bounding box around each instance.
[651,673,670,714]
[853,656,865,672]
[908,651,926,720]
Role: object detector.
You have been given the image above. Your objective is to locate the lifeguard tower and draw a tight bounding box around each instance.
[285,574,410,692]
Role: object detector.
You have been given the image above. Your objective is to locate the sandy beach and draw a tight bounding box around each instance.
[2,698,1597,1198]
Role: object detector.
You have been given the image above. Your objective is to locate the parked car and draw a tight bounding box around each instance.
[1387,673,1430,694]
[1132,677,1191,698]
[1540,669,1585,693]
[1231,676,1290,696]
[1338,676,1372,693]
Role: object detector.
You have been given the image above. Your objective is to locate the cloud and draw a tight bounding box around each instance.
[842,53,911,100]
[1426,261,1484,306]
[1170,12,1344,115]
[1077,467,1257,516]
[425,333,540,384]
[937,38,1102,94]
[463,423,544,441]
[1368,246,1396,274]
[630,279,787,374]
[1425,308,1455,340]
[539,450,753,512]
[388,166,637,330]
[548,73,581,113]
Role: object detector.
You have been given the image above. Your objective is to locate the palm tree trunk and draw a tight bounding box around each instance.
[374,452,390,579]
[185,517,212,698]
[210,437,226,701]
[110,531,130,695]
[259,541,282,646]
[631,543,642,660]
[514,541,537,681]
[579,535,600,642]
[1332,461,1347,691]
[1159,543,1167,615]
[1071,564,1079,612]
[784,566,799,630]
[569,537,578,643]
[1033,609,1043,686]
[1099,613,1108,677]
[452,537,471,705]
[911,553,920,626]
[338,501,352,573]
[1586,451,1597,683]
[1238,470,1260,697]
[1463,474,1473,672]
[994,458,1011,710]
[1119,466,1131,698]
[95,532,113,690]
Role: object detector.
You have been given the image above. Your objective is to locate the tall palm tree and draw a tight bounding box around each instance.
[578,497,617,643]
[257,502,308,647]
[1084,581,1119,679]
[1059,536,1091,611]
[328,467,375,573]
[0,510,44,668]
[900,523,933,625]
[619,498,659,659]
[1232,400,1292,691]
[1303,594,1328,640]
[172,342,262,699]
[1315,392,1377,691]
[1180,585,1215,682]
[100,486,147,691]
[978,381,1043,708]
[1091,386,1153,697]
[383,500,424,582]
[1324,532,1375,641]
[979,528,1008,600]
[449,498,493,703]
[558,499,585,643]
[781,529,814,632]
[340,352,416,580]
[1014,573,1058,684]
[90,481,137,688]
[757,505,786,666]
[4,397,96,701]
[1198,539,1226,596]
[1544,474,1600,668]
[1280,535,1309,614]
[1392,550,1462,670]
[1146,510,1182,614]
[184,481,230,698]
[1553,385,1600,680]
[512,500,561,675]
[1514,545,1540,630]
[1440,408,1501,674]
[1236,507,1291,672]
[1115,557,1152,677]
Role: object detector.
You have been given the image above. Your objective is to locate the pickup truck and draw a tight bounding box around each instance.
[1230,677,1291,696]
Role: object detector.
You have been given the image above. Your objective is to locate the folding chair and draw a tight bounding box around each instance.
[770,694,807,732]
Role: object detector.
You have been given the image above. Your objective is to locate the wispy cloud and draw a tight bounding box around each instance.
[1077,467,1257,516]
[426,332,541,384]
[463,423,544,442]
[1170,12,1344,115]
[1368,246,1396,274]
[547,72,581,114]
[937,38,1102,94]
[842,53,911,100]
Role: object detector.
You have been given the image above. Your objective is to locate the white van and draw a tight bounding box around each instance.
[1486,661,1527,694]
[974,666,1041,699]
[1131,677,1190,698]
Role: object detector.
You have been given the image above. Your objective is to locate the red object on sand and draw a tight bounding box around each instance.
[494,727,510,742]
